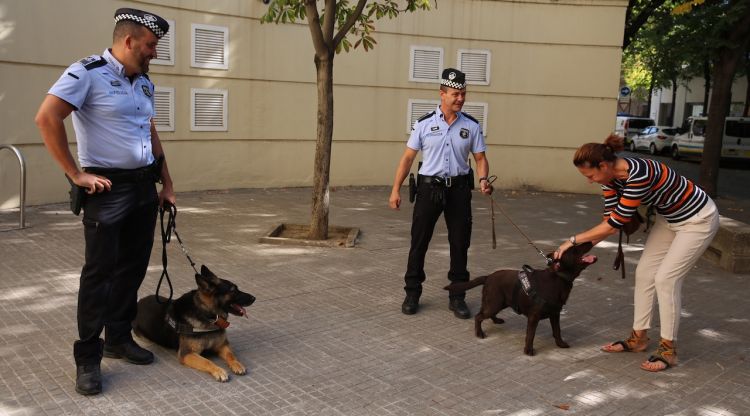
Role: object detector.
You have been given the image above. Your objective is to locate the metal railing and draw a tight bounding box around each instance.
[0,144,27,230]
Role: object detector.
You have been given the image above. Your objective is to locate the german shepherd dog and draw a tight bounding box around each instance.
[445,243,597,356]
[133,265,256,381]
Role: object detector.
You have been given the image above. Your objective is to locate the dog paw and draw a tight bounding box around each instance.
[229,362,246,376]
[491,317,505,325]
[212,369,229,382]
[555,340,570,349]
[524,348,535,356]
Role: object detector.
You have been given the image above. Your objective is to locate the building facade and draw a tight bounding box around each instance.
[0,0,628,208]
[650,77,749,127]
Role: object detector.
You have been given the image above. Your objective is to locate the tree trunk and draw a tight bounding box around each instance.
[669,77,678,126]
[699,7,750,197]
[309,53,334,240]
[745,71,750,116]
[702,59,711,115]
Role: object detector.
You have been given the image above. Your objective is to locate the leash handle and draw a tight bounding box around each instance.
[157,203,175,304]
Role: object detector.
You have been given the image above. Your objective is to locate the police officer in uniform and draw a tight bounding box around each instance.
[389,68,492,318]
[35,8,174,395]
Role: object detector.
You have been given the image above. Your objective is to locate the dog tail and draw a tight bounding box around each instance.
[444,275,487,293]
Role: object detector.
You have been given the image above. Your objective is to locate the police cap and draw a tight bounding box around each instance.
[441,68,466,90]
[114,8,169,39]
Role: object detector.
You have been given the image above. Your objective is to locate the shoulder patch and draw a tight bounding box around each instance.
[461,112,479,124]
[79,55,107,70]
[417,111,435,123]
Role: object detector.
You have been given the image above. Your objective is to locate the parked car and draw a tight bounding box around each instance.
[630,126,678,155]
[671,116,750,160]
[615,115,656,146]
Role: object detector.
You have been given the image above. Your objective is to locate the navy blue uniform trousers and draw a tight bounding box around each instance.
[404,181,472,299]
[74,181,158,365]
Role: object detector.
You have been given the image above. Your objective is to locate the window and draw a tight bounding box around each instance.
[407,99,439,133]
[152,19,175,66]
[725,119,750,138]
[191,88,227,131]
[191,23,229,70]
[461,102,489,135]
[409,46,443,83]
[457,49,490,85]
[153,87,174,132]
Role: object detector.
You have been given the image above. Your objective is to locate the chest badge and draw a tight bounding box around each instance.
[430,126,440,132]
[110,80,122,87]
[141,85,152,97]
[460,128,469,139]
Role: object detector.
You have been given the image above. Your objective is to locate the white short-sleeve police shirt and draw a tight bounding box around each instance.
[48,49,156,169]
[407,105,486,177]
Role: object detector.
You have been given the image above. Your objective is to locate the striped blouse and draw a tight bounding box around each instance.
[602,157,708,228]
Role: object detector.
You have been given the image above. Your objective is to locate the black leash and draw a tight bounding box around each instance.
[485,175,553,265]
[156,202,199,304]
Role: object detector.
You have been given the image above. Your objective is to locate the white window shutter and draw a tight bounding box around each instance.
[153,87,174,132]
[152,19,175,66]
[410,46,443,83]
[191,24,229,70]
[191,88,227,131]
[461,102,489,135]
[406,99,439,133]
[458,49,491,85]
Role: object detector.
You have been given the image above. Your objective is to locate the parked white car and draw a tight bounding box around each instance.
[630,126,678,155]
[671,116,750,160]
[615,115,656,146]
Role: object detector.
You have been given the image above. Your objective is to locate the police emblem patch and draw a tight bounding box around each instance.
[460,128,469,139]
[141,85,152,97]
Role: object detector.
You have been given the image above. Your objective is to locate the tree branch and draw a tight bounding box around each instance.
[304,0,327,57]
[623,0,667,50]
[332,0,367,49]
[322,0,337,44]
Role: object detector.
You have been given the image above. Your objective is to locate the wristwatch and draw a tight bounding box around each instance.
[569,235,577,246]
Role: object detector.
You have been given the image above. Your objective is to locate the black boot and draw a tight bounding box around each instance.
[401,294,420,315]
[104,340,154,365]
[75,363,102,395]
[449,299,471,319]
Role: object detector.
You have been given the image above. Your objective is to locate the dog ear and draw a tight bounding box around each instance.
[195,272,214,293]
[200,264,216,278]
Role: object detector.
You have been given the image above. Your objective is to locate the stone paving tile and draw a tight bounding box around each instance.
[1,186,749,415]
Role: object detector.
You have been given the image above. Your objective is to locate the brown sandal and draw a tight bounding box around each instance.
[601,331,649,353]
[640,341,677,372]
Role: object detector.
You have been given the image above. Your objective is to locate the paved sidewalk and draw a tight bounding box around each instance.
[1,187,749,416]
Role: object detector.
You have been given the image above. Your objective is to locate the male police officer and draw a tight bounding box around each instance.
[35,8,175,395]
[389,68,492,318]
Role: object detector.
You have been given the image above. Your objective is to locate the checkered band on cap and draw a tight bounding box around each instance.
[114,8,169,39]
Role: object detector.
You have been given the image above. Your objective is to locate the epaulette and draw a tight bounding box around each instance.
[79,55,107,70]
[417,111,435,123]
[461,112,479,124]
[142,73,151,81]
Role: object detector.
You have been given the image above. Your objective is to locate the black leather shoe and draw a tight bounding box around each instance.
[449,299,471,319]
[401,294,420,315]
[103,340,154,365]
[75,364,102,395]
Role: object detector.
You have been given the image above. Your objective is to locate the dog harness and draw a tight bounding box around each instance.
[165,306,229,335]
[510,265,574,315]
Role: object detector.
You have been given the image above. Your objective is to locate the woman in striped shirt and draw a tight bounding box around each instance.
[555,134,719,372]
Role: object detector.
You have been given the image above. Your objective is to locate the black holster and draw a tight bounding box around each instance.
[65,174,85,216]
[468,168,475,190]
[408,173,417,203]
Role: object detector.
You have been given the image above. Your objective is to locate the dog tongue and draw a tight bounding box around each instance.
[582,254,598,264]
[232,304,247,317]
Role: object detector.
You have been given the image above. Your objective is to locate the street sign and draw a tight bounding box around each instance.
[620,86,631,97]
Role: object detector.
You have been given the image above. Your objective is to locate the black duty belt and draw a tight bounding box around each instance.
[419,174,471,188]
[84,162,158,183]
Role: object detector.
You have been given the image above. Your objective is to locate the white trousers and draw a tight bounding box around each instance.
[633,199,719,341]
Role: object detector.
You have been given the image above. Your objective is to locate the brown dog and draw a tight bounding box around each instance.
[445,243,597,356]
[133,265,255,381]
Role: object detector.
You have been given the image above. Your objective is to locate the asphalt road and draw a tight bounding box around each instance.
[622,150,750,224]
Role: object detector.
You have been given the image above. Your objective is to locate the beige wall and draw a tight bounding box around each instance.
[0,0,627,208]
